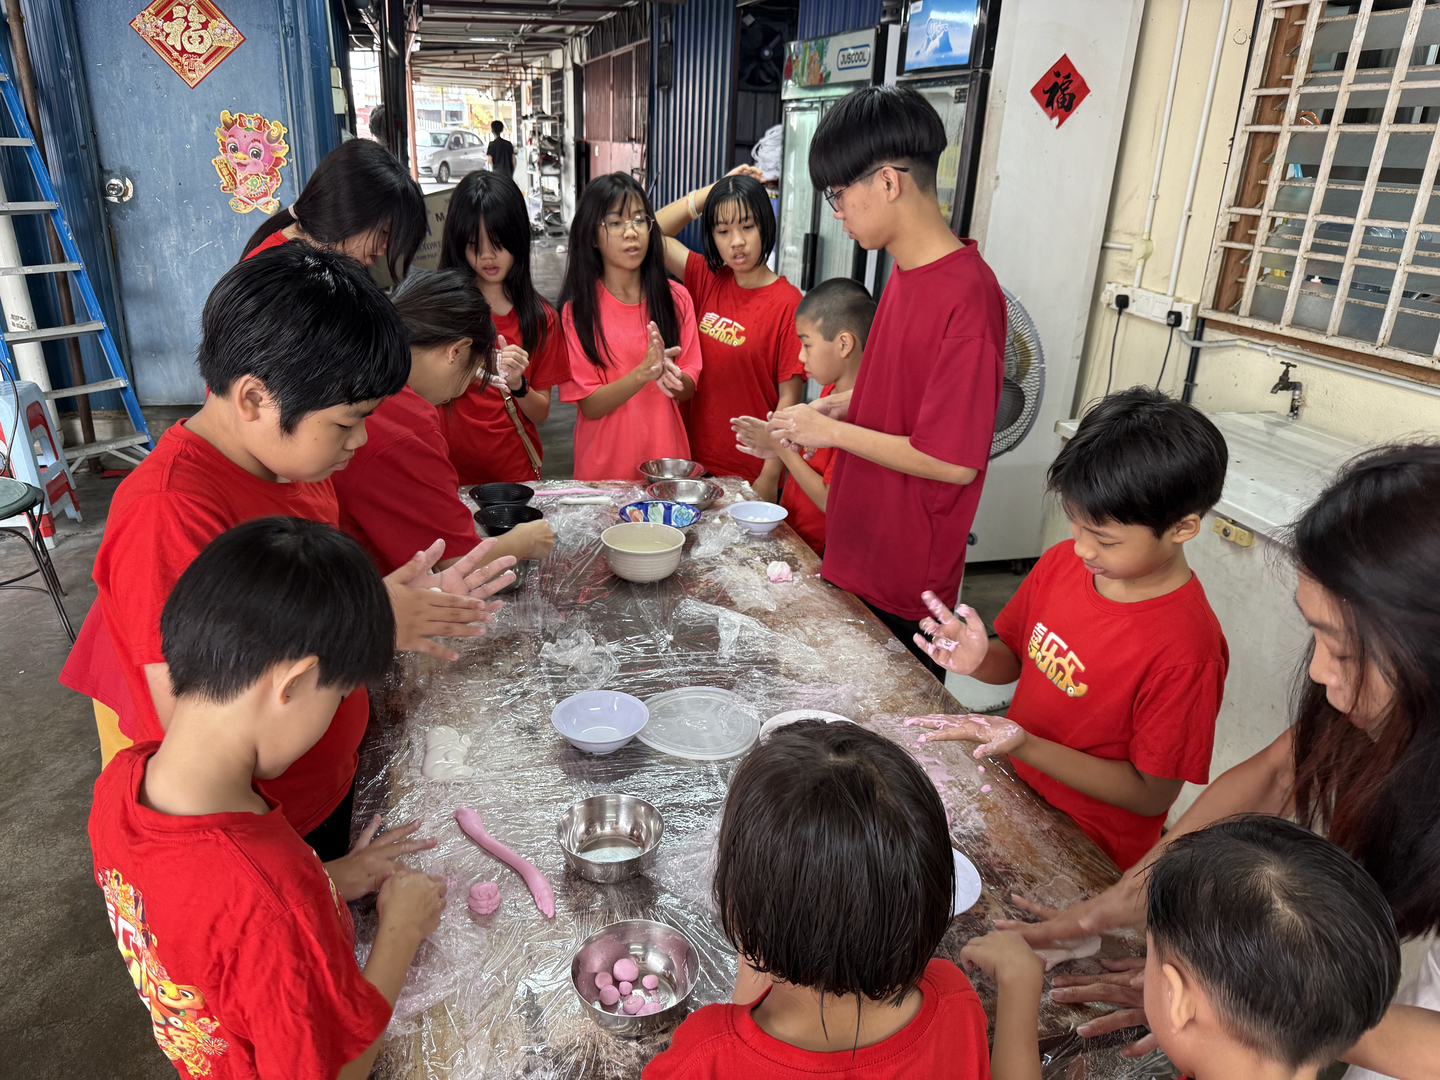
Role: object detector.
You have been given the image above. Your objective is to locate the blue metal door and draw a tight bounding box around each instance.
[70,0,336,404]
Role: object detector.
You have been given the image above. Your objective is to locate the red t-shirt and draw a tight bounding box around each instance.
[560,281,704,480]
[779,383,838,555]
[89,744,391,1078]
[58,421,370,836]
[642,959,990,1080]
[333,384,479,575]
[438,305,567,485]
[993,541,1229,869]
[681,251,805,481]
[822,241,1004,619]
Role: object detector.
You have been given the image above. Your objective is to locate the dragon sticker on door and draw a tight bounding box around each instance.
[212,111,289,214]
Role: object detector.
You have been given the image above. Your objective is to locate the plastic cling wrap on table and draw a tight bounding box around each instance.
[356,479,1175,1079]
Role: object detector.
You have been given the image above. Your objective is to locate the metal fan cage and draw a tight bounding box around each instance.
[992,287,1045,457]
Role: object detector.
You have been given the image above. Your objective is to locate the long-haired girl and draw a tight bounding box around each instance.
[437,172,567,484]
[656,167,805,498]
[241,138,425,281]
[558,173,703,480]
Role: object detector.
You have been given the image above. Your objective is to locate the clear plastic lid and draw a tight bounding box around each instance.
[637,687,761,761]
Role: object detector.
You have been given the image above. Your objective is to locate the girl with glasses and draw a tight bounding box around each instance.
[558,173,703,480]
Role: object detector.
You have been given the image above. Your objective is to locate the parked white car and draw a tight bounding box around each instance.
[420,129,488,183]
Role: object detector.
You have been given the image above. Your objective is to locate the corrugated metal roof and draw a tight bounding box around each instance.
[649,0,735,241]
[798,0,882,40]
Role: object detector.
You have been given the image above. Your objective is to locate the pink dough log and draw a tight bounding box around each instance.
[598,984,620,1007]
[622,993,646,1015]
[613,957,640,983]
[618,981,632,996]
[454,807,556,919]
[595,971,614,988]
[467,880,501,915]
[642,974,659,990]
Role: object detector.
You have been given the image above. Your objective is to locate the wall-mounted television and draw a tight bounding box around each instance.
[901,0,982,75]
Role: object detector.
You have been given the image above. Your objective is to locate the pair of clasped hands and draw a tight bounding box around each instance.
[490,333,531,396]
[631,321,686,397]
[731,389,854,461]
[913,590,1157,1056]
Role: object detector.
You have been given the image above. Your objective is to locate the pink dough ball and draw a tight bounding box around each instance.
[598,984,620,1007]
[642,974,659,990]
[613,958,640,983]
[637,1001,664,1015]
[622,992,646,1015]
[981,784,993,793]
[618,980,632,996]
[594,971,613,989]
[467,881,501,915]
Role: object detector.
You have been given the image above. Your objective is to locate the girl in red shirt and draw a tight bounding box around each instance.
[643,720,1019,1080]
[657,169,805,499]
[437,172,567,484]
[240,138,426,280]
[559,173,703,481]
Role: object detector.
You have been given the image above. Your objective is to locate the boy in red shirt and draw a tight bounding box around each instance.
[61,244,514,865]
[334,269,554,574]
[732,278,874,554]
[766,86,1005,681]
[90,516,447,1079]
[916,389,1229,869]
[642,720,1011,1080]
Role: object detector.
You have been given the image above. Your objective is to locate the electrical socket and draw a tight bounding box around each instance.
[1100,283,1195,333]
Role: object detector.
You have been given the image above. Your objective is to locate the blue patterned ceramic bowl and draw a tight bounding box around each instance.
[618,500,700,529]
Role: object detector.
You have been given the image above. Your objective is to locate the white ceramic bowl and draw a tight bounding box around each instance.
[551,691,650,754]
[601,522,685,582]
[727,501,788,535]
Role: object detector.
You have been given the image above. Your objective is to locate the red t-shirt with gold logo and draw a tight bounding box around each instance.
[992,540,1228,870]
[681,251,805,482]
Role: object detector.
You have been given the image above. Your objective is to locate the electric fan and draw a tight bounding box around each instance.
[992,288,1045,458]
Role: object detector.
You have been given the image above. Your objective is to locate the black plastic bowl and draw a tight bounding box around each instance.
[477,503,544,536]
[471,482,535,507]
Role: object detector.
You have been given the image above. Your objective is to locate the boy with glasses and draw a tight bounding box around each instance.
[765,86,1006,679]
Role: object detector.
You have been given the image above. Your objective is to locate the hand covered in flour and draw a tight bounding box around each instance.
[766,402,840,451]
[385,539,515,660]
[913,590,990,675]
[809,388,851,421]
[917,714,1027,758]
[731,414,780,460]
[1050,956,1156,1056]
[376,866,448,942]
[495,334,530,392]
[324,816,437,901]
[657,354,686,398]
[960,930,1045,991]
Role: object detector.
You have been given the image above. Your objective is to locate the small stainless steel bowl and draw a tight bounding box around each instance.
[570,919,700,1036]
[645,478,723,511]
[556,794,663,883]
[638,457,705,483]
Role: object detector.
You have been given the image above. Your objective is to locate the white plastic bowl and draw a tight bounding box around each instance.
[552,691,650,754]
[601,522,685,582]
[727,501,788,535]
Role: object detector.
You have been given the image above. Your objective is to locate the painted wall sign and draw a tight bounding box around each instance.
[1030,54,1091,129]
[784,28,878,91]
[212,111,289,213]
[130,1,245,88]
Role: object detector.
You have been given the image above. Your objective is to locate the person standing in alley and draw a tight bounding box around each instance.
[487,120,515,179]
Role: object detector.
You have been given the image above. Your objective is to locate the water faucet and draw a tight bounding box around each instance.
[1270,361,1303,420]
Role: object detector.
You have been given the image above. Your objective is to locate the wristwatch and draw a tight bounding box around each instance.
[511,375,529,397]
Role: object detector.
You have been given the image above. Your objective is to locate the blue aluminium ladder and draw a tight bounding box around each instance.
[0,49,150,469]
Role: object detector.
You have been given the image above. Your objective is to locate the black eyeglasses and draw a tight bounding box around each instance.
[823,165,910,211]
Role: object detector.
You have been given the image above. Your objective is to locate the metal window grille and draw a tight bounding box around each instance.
[1202,0,1440,369]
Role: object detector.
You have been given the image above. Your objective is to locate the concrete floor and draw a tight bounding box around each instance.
[0,238,1023,1074]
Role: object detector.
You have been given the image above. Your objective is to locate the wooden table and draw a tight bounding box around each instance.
[354,479,1162,1079]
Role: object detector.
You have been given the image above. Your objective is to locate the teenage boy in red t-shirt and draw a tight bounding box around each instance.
[90,517,448,1079]
[916,389,1230,869]
[60,244,515,866]
[334,269,554,574]
[732,278,874,555]
[765,86,1005,680]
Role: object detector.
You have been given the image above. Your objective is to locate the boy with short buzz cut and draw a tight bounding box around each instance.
[919,388,1229,870]
[60,242,513,870]
[732,278,875,555]
[90,516,448,1079]
[765,85,1005,680]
